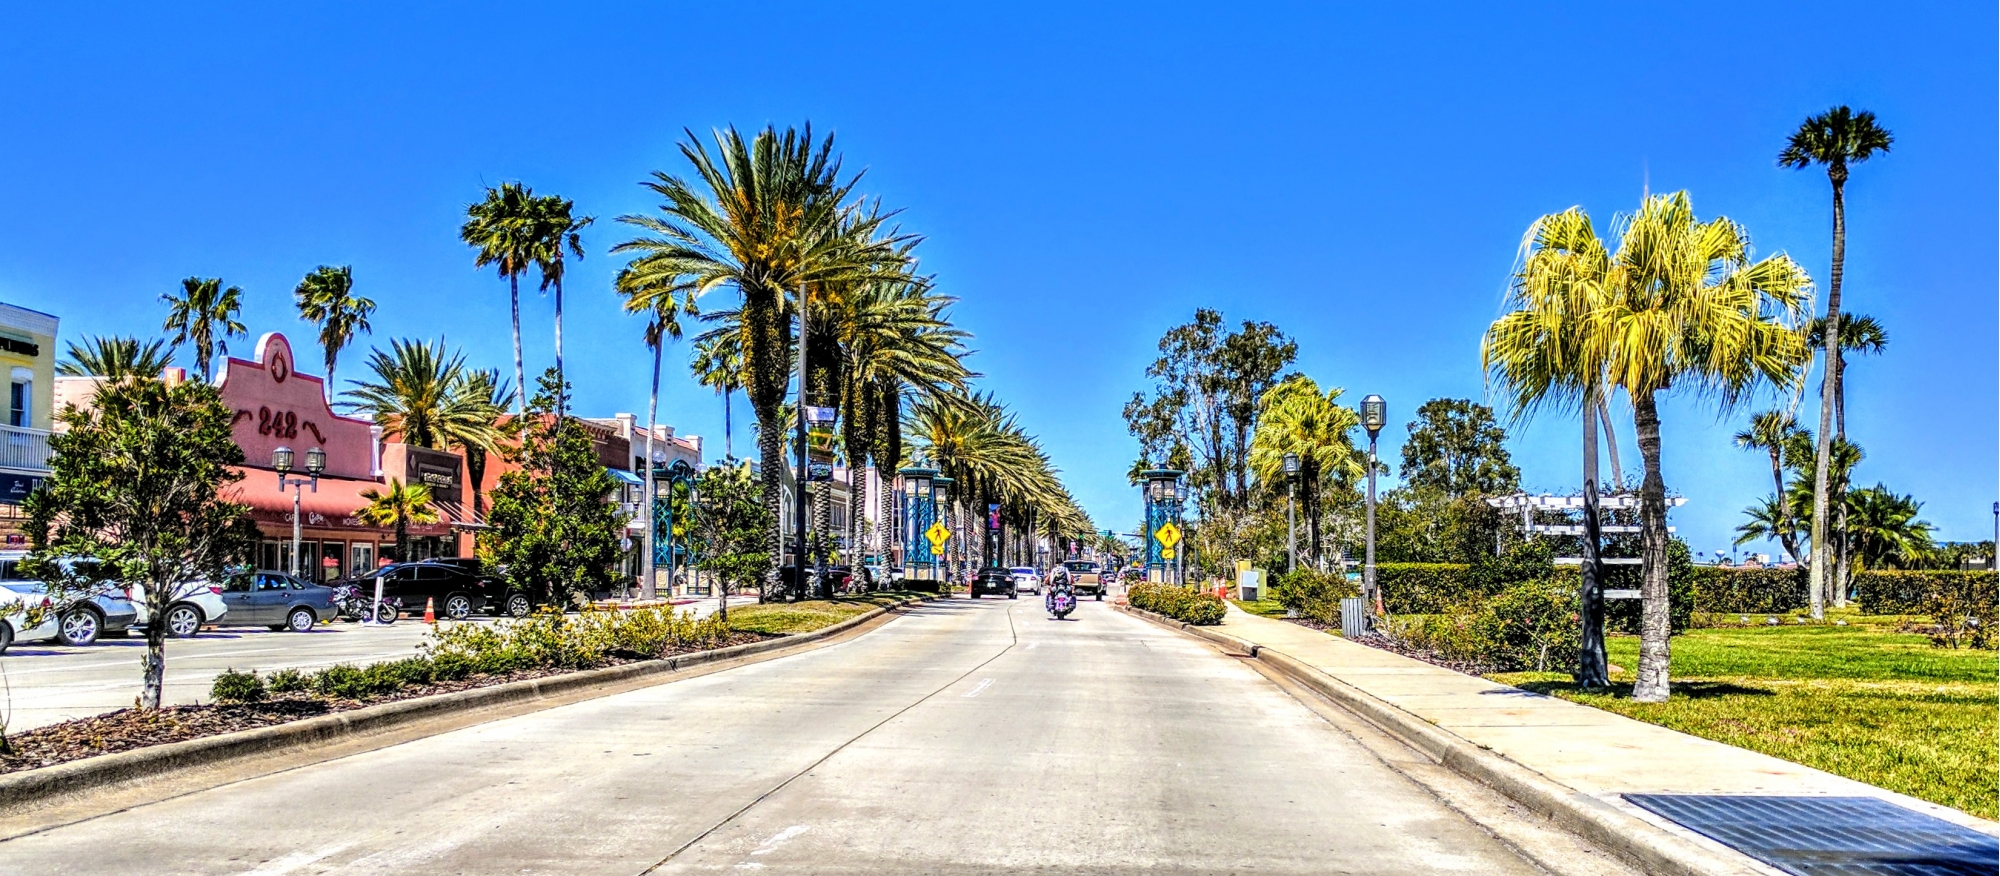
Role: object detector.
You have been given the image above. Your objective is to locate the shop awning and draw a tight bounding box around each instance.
[608,468,644,487]
[223,467,459,536]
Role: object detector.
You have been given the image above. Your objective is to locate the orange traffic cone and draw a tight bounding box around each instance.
[423,597,436,625]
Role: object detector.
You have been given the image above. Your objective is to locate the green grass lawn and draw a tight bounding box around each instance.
[1230,598,1290,619]
[1492,625,1998,819]
[722,592,921,636]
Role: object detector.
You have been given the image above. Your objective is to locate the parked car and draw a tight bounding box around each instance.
[129,580,232,638]
[216,570,339,632]
[0,585,59,653]
[336,560,501,619]
[1061,560,1106,600]
[0,552,141,646]
[1009,567,1042,594]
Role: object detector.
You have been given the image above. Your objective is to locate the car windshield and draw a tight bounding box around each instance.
[1063,562,1097,572]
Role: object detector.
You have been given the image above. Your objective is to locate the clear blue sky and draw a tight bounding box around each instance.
[2,3,1993,554]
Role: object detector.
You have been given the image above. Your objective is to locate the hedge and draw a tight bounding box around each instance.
[1270,568,1360,624]
[1129,583,1227,626]
[1854,571,1996,615]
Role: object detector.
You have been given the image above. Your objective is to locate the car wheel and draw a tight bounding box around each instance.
[505,593,532,618]
[57,608,101,646]
[286,607,317,632]
[444,594,473,620]
[0,620,13,653]
[165,604,204,638]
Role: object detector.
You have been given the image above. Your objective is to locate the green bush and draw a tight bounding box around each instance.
[1394,578,1579,672]
[210,668,266,703]
[1678,566,1807,614]
[1129,583,1227,626]
[266,668,307,693]
[1377,563,1474,615]
[1856,571,1997,616]
[1270,569,1359,623]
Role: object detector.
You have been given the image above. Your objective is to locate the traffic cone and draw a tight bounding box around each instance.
[423,597,436,625]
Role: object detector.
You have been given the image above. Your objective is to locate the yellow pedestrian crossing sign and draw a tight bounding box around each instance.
[925,521,951,552]
[1155,521,1182,549]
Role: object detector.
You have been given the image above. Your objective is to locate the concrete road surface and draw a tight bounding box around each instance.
[0,598,1550,874]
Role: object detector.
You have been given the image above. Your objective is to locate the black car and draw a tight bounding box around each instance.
[969,567,1016,599]
[339,560,512,619]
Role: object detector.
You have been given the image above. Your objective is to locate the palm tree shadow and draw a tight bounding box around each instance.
[1512,679,1775,699]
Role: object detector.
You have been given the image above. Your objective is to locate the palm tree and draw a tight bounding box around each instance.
[1248,376,1364,565]
[449,369,514,521]
[1780,106,1893,627]
[293,265,376,398]
[1804,313,1888,438]
[161,277,247,383]
[357,478,440,564]
[1597,191,1813,701]
[56,336,175,379]
[611,124,913,591]
[1733,410,1804,562]
[526,193,592,401]
[340,339,500,451]
[1734,496,1800,557]
[639,302,683,600]
[1843,484,1934,572]
[462,182,540,417]
[689,333,743,460]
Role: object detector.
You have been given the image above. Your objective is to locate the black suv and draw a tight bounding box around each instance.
[342,560,509,619]
[969,567,1016,599]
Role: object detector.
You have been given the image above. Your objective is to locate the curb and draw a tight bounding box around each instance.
[0,595,926,814]
[1115,604,1769,876]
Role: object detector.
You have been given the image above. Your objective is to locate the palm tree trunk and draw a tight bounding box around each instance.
[1597,398,1623,491]
[742,289,788,603]
[395,508,410,565]
[1767,445,1799,563]
[723,387,734,461]
[642,337,661,600]
[1808,173,1846,619]
[1630,390,1673,703]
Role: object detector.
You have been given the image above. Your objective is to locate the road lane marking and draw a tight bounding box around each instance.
[750,824,810,855]
[236,841,352,875]
[962,678,994,698]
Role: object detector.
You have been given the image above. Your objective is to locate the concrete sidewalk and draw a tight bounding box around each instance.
[1206,604,1996,833]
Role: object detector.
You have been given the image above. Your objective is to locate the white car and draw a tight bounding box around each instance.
[1010,567,1042,594]
[0,586,60,654]
[129,581,231,639]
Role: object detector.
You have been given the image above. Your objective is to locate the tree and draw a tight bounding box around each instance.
[690,333,742,461]
[693,461,773,620]
[1124,309,1295,518]
[1732,410,1804,563]
[1780,105,1893,626]
[161,277,246,383]
[611,124,912,594]
[24,378,257,709]
[1841,484,1934,572]
[340,339,500,450]
[526,192,592,403]
[462,182,541,417]
[484,369,628,607]
[1596,192,1813,702]
[356,478,440,563]
[1247,376,1364,565]
[293,265,376,397]
[1398,399,1520,499]
[56,336,175,379]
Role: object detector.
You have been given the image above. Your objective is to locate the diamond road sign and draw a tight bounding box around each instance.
[1155,522,1182,549]
[925,521,951,552]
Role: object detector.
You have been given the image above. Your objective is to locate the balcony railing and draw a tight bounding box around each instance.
[0,424,52,472]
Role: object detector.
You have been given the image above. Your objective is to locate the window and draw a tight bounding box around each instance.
[9,380,26,428]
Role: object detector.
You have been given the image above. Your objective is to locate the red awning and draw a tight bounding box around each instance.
[224,467,461,536]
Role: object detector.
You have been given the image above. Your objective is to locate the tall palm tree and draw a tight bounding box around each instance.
[449,369,514,520]
[1733,410,1804,562]
[611,124,913,591]
[339,339,494,450]
[1804,312,1887,605]
[357,478,440,563]
[689,332,743,460]
[1248,376,1364,565]
[161,277,247,383]
[1597,191,1813,701]
[639,302,683,599]
[527,193,592,401]
[462,182,540,417]
[1780,105,1892,624]
[56,336,175,379]
[293,265,376,398]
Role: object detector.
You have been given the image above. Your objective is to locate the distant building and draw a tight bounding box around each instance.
[0,302,57,544]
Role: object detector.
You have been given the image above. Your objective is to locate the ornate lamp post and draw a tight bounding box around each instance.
[273,446,325,578]
[933,475,954,592]
[1359,395,1386,616]
[898,466,937,585]
[655,460,697,597]
[1283,452,1300,575]
[1141,469,1184,584]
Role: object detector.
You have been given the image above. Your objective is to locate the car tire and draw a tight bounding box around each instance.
[57,608,101,646]
[1095,591,1103,601]
[443,594,474,620]
[0,620,13,654]
[504,593,532,618]
[285,607,316,632]
[165,604,204,638]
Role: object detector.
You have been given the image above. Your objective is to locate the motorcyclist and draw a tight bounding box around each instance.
[1045,567,1076,617]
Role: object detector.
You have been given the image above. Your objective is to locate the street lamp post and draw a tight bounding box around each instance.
[898,466,937,586]
[1360,395,1386,617]
[272,446,325,579]
[933,475,954,593]
[1141,469,1184,585]
[1282,452,1300,575]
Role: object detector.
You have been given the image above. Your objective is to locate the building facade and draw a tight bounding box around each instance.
[0,303,58,545]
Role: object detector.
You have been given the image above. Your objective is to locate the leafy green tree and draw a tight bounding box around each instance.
[1398,399,1520,499]
[462,181,541,417]
[1781,105,1893,626]
[56,336,175,379]
[162,277,247,383]
[694,460,773,619]
[293,265,375,395]
[24,378,257,709]
[1124,309,1296,516]
[356,478,440,563]
[484,369,628,607]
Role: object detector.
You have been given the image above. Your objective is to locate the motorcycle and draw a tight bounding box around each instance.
[331,582,402,624]
[1046,581,1077,620]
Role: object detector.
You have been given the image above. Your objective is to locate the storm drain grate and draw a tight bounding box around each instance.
[1624,794,1998,876]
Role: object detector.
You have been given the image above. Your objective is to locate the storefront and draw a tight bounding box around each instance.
[216,333,468,581]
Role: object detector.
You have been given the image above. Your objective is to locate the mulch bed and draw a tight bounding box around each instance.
[1341,630,1496,677]
[0,631,776,776]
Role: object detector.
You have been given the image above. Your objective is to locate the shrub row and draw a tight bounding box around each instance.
[213,606,732,703]
[1129,583,1227,626]
[1269,568,1360,624]
[1388,578,1579,672]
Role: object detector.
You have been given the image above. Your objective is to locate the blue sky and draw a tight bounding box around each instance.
[1,3,1993,554]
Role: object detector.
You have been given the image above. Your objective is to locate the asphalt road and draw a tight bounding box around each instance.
[0,597,1548,874]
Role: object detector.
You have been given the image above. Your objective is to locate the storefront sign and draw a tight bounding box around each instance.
[0,472,43,505]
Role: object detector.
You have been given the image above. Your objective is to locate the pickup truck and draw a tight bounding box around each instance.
[1059,560,1106,600]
